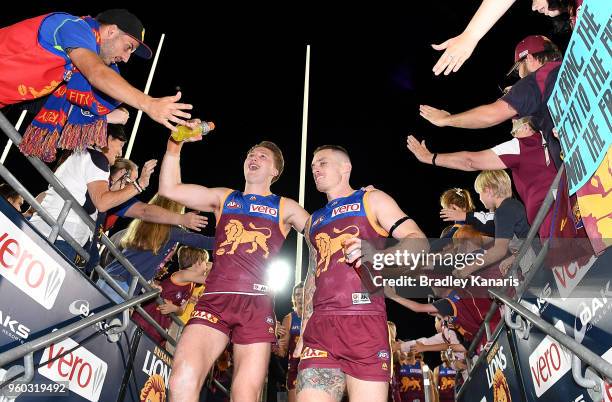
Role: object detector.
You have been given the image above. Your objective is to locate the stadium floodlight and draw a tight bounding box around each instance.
[267,259,291,293]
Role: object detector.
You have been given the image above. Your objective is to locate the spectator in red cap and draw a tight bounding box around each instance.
[0,9,194,159]
[419,35,564,170]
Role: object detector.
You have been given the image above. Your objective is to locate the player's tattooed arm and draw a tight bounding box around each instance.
[297,368,346,401]
[293,224,316,358]
[302,232,317,328]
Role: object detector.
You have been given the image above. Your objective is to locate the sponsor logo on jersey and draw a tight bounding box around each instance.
[301,347,328,359]
[352,293,371,304]
[191,310,219,324]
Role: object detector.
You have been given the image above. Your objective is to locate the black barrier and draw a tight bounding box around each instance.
[0,196,220,402]
[510,247,612,401]
[509,323,594,402]
[457,326,525,402]
[0,198,116,353]
[0,197,138,402]
[124,326,173,402]
[123,326,210,402]
[0,323,132,402]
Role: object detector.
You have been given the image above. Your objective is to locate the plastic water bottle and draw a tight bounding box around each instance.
[171,121,215,142]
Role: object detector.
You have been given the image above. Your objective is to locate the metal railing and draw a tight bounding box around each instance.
[490,289,612,382]
[456,159,611,399]
[462,166,565,371]
[0,291,159,387]
[0,111,184,382]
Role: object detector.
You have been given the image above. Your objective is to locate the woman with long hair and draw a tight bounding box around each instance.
[97,194,215,303]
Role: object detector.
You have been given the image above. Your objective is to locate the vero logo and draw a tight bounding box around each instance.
[552,254,597,300]
[38,337,107,402]
[528,321,572,397]
[0,214,65,310]
[249,204,278,217]
[331,203,360,217]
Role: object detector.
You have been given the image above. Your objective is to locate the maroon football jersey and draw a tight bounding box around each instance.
[308,189,387,314]
[205,191,287,295]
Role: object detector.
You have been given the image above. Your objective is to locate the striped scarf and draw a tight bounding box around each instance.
[19,16,121,162]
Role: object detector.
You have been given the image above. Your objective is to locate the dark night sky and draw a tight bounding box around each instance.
[2,1,570,370]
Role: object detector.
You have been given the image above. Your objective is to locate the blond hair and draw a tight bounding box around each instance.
[121,194,185,254]
[440,188,475,212]
[474,170,512,199]
[387,321,397,340]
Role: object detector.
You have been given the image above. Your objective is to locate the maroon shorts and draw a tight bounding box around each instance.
[298,312,390,382]
[187,293,276,344]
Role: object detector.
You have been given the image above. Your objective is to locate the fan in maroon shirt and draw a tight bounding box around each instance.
[406,116,564,239]
[132,246,211,346]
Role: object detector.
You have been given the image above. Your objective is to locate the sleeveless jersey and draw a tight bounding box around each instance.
[437,364,457,401]
[205,191,287,295]
[308,189,387,314]
[398,361,425,402]
[133,273,193,342]
[287,310,302,359]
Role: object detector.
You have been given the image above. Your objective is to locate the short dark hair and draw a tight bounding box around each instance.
[107,124,127,142]
[531,41,562,65]
[292,281,304,307]
[313,145,350,161]
[248,141,285,183]
[0,183,19,202]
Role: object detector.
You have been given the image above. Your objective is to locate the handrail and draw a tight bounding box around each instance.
[0,111,184,345]
[95,268,177,346]
[455,165,567,398]
[490,289,612,382]
[455,319,505,401]
[0,163,90,260]
[463,165,565,360]
[0,290,159,369]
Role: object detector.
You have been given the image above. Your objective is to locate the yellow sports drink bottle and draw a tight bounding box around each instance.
[171,121,215,142]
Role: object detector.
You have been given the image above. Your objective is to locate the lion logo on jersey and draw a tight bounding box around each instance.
[440,376,455,390]
[314,225,360,276]
[140,374,166,402]
[400,377,422,391]
[492,369,512,402]
[216,219,272,258]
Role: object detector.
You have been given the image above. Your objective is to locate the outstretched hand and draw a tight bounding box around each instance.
[145,91,196,131]
[419,105,451,127]
[440,205,467,222]
[406,135,433,164]
[181,212,208,231]
[432,31,479,76]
